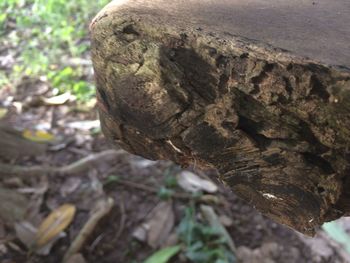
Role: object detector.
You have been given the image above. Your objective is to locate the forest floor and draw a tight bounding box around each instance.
[0,81,350,263]
[1,1,350,262]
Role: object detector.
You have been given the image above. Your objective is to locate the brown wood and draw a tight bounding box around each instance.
[90,0,350,235]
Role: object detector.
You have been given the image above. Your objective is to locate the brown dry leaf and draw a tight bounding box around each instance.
[22,129,55,143]
[14,221,37,249]
[219,215,233,227]
[0,244,7,255]
[35,204,76,249]
[60,177,82,197]
[0,187,28,224]
[146,202,175,248]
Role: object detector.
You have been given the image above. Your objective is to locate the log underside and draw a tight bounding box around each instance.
[90,1,350,235]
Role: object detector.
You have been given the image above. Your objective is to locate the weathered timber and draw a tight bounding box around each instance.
[90,0,350,235]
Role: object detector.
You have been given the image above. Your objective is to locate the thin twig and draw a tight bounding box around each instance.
[0,150,125,177]
[115,197,126,241]
[63,198,114,263]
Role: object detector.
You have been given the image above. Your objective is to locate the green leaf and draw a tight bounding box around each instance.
[103,175,120,186]
[144,245,181,263]
[157,187,174,200]
[164,174,178,188]
[177,207,195,246]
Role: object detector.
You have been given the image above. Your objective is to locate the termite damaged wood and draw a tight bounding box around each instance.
[90,0,350,236]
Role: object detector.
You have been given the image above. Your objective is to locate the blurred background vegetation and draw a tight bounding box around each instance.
[0,0,109,101]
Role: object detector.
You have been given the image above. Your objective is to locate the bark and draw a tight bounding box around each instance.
[90,1,350,235]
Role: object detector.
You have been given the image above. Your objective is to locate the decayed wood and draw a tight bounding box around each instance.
[90,0,350,235]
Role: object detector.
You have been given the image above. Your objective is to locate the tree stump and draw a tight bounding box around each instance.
[90,0,350,235]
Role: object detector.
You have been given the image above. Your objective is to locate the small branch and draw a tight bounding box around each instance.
[0,150,125,177]
[59,150,123,174]
[63,198,114,262]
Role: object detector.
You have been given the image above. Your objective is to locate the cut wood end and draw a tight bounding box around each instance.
[90,0,350,236]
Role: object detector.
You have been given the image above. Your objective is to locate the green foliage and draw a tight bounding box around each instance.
[1,0,110,100]
[157,187,174,200]
[177,206,236,263]
[48,67,95,101]
[143,245,181,263]
[157,167,178,200]
[164,173,178,188]
[102,175,120,187]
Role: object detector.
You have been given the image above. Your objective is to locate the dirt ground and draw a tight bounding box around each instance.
[0,81,350,263]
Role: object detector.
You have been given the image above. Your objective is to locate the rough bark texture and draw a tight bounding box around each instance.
[90,1,350,235]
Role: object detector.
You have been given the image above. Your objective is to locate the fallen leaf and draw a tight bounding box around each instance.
[0,108,7,119]
[163,232,179,248]
[133,202,175,248]
[0,187,28,224]
[35,204,76,249]
[66,120,100,131]
[219,215,234,227]
[144,245,181,263]
[64,173,104,211]
[60,177,82,197]
[22,129,55,143]
[132,225,148,242]
[63,198,114,262]
[147,202,175,248]
[0,244,7,255]
[131,158,158,168]
[177,171,218,193]
[35,232,66,255]
[41,92,72,105]
[14,221,37,249]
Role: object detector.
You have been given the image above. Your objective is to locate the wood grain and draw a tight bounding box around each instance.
[90,0,350,235]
